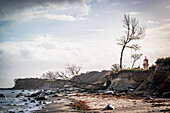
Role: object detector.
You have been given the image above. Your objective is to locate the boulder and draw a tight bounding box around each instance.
[23,99,27,102]
[162,92,170,98]
[144,97,153,100]
[16,94,23,98]
[30,100,36,103]
[27,92,41,97]
[51,94,58,97]
[35,97,47,101]
[104,91,114,95]
[0,94,6,97]
[103,104,115,110]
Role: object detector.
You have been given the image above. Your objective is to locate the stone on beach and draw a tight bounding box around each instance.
[104,91,114,95]
[162,92,170,98]
[0,94,6,97]
[144,97,153,100]
[103,104,115,110]
[35,97,47,101]
[51,94,58,97]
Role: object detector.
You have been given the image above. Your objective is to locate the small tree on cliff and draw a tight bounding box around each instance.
[41,71,58,81]
[41,64,109,90]
[117,14,145,69]
[131,53,142,68]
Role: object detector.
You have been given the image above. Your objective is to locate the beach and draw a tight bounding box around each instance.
[34,93,170,113]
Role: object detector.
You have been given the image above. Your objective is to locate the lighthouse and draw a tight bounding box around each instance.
[143,56,149,69]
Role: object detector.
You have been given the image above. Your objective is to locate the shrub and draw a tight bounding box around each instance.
[69,100,90,110]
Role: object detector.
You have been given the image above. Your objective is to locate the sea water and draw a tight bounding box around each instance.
[0,90,44,113]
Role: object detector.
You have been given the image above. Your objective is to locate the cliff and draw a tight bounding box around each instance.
[109,57,170,97]
[71,70,109,88]
[12,70,109,90]
[110,69,151,92]
[12,78,67,90]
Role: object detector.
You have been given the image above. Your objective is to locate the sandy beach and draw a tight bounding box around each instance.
[34,93,170,113]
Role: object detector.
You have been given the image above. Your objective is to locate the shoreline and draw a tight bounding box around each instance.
[33,93,170,113]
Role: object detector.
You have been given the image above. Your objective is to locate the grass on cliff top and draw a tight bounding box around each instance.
[118,68,150,73]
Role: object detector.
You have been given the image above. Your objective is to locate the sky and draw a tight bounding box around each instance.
[0,0,170,88]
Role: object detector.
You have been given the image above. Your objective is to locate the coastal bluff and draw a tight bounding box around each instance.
[11,70,109,90]
[12,78,67,90]
[10,57,170,98]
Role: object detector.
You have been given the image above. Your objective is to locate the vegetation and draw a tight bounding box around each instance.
[131,53,143,68]
[41,64,106,89]
[69,100,90,110]
[156,57,170,65]
[117,14,145,69]
[41,71,58,81]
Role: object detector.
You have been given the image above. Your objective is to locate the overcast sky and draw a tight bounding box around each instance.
[0,0,170,88]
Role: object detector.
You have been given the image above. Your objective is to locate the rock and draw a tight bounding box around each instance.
[45,91,55,95]
[104,91,114,95]
[35,97,47,101]
[23,99,27,102]
[16,94,23,97]
[36,104,39,106]
[51,94,58,97]
[144,97,153,100]
[103,104,115,110]
[29,93,39,97]
[162,92,170,98]
[30,100,36,103]
[27,92,41,97]
[0,94,6,97]
[129,89,134,92]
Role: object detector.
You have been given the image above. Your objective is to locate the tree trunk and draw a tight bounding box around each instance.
[120,46,125,69]
[131,60,135,69]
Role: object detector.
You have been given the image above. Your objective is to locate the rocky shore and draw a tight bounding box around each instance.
[34,91,170,113]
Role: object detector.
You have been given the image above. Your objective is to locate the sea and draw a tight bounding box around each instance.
[0,90,49,113]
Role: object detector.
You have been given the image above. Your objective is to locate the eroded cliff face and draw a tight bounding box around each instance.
[110,57,170,97]
[12,70,109,90]
[149,57,170,96]
[110,69,151,92]
[12,78,67,90]
[71,70,109,88]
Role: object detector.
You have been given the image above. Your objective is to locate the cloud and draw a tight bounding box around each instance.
[147,20,160,24]
[132,1,139,4]
[44,14,76,21]
[126,12,140,15]
[86,29,107,32]
[44,14,87,21]
[0,34,116,87]
[164,18,170,22]
[0,0,90,21]
[165,5,170,8]
[140,23,170,65]
[146,23,170,40]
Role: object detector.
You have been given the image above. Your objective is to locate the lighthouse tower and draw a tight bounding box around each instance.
[143,56,149,69]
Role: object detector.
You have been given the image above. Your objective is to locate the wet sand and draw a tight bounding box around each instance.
[34,93,170,113]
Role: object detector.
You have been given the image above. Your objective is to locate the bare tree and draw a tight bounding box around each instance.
[111,64,120,72]
[56,64,108,89]
[117,14,145,69]
[41,71,58,81]
[131,53,143,68]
